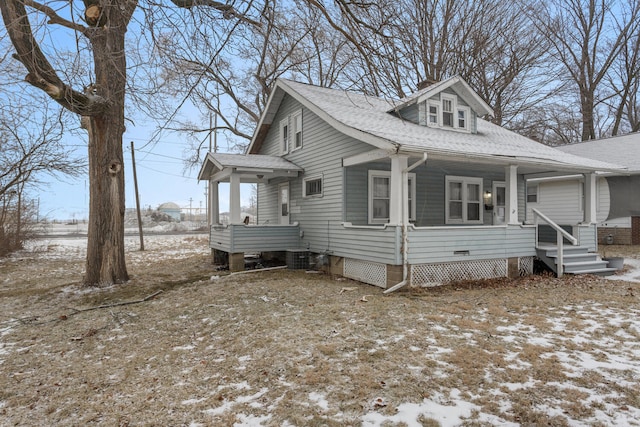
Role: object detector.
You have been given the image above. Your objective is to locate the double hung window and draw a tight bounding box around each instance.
[368,171,416,224]
[445,176,483,224]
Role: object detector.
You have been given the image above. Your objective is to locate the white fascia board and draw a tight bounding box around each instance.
[234,167,275,174]
[197,152,221,181]
[342,149,392,167]
[246,85,286,153]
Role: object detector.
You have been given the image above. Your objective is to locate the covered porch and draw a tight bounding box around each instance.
[198,153,303,271]
[334,149,605,287]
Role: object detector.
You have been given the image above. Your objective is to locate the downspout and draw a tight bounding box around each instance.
[384,152,428,294]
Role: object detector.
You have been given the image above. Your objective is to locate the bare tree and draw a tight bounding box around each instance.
[531,0,640,141]
[0,96,83,255]
[607,22,640,135]
[151,0,356,166]
[0,0,259,285]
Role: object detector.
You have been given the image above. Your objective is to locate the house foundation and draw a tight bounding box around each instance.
[229,252,245,272]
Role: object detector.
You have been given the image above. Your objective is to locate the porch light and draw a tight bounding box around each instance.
[484,190,493,210]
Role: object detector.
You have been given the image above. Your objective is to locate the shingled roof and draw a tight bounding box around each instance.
[248,78,626,174]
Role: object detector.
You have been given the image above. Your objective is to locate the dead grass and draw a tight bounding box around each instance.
[1,240,639,425]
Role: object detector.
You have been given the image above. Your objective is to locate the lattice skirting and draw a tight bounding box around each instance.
[519,256,534,276]
[343,259,387,288]
[411,258,508,287]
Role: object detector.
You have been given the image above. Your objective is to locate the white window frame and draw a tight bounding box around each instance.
[279,117,289,154]
[427,102,440,127]
[457,106,470,130]
[291,109,303,151]
[368,170,416,224]
[441,94,455,128]
[445,175,483,224]
[303,174,323,198]
[526,183,538,203]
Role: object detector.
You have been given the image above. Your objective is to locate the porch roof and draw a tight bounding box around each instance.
[197,152,303,183]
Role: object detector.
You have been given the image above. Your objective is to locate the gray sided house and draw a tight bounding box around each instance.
[531,133,640,245]
[198,77,625,289]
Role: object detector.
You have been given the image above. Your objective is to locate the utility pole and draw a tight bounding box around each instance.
[130,141,144,251]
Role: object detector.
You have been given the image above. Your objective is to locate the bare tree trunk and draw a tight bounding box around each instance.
[83,8,129,285]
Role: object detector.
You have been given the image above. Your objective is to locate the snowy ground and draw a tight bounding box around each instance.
[1,238,639,426]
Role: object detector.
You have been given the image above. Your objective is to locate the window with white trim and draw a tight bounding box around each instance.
[457,107,469,130]
[526,183,538,203]
[303,175,323,197]
[368,170,416,224]
[445,176,483,224]
[424,95,472,132]
[428,103,439,126]
[292,110,303,150]
[442,95,455,127]
[279,118,289,154]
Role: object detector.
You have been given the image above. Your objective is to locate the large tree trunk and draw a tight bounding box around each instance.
[83,4,130,285]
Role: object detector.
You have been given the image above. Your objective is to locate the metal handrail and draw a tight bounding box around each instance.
[532,208,578,277]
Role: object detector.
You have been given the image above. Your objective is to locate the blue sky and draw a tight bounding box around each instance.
[36,129,250,221]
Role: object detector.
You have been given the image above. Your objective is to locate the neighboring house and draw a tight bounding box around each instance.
[531,133,640,245]
[198,76,625,289]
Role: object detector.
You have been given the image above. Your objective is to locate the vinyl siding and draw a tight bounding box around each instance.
[345,159,507,227]
[407,225,536,263]
[256,93,381,257]
[527,177,610,225]
[209,225,300,252]
[254,92,534,265]
[576,224,597,252]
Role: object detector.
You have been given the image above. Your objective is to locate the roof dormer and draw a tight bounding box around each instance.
[390,76,493,134]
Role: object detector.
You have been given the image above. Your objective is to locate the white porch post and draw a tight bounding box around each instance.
[584,173,597,224]
[389,155,409,225]
[209,179,219,225]
[229,172,242,224]
[505,165,519,224]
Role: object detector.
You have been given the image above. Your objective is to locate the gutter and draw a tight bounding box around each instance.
[384,153,428,294]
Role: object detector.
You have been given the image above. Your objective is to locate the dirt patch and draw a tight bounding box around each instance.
[1,239,639,425]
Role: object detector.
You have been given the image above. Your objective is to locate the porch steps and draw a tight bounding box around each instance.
[536,245,618,276]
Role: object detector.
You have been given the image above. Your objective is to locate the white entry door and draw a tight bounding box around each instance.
[493,181,506,225]
[278,182,290,224]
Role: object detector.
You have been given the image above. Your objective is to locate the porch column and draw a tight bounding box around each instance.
[389,155,409,225]
[229,172,242,224]
[584,173,597,224]
[505,165,519,224]
[209,179,219,225]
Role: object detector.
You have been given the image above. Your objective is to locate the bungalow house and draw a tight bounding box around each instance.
[529,132,640,245]
[198,76,625,289]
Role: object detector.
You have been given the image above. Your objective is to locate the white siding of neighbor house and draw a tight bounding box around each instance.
[526,177,610,225]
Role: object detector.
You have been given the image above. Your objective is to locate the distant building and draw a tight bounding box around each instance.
[158,202,181,221]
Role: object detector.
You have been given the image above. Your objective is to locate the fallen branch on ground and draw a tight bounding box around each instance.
[67,290,164,314]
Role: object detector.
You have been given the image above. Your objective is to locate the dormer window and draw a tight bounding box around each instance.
[457,107,469,130]
[442,96,454,127]
[421,94,471,133]
[428,104,439,125]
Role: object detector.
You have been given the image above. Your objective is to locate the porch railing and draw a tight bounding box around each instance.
[532,208,578,277]
[210,223,301,253]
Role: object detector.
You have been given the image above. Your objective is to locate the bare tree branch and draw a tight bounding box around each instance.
[22,0,88,33]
